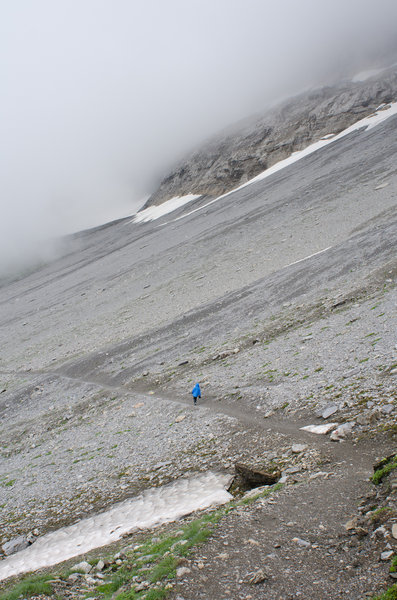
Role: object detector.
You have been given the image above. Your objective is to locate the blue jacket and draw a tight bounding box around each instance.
[192,383,201,398]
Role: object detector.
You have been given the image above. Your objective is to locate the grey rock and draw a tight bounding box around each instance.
[72,561,92,573]
[176,567,191,577]
[344,517,358,531]
[381,550,394,561]
[2,535,30,556]
[134,582,149,592]
[381,404,395,415]
[320,404,339,419]
[343,367,360,378]
[244,568,269,584]
[285,465,302,474]
[243,485,270,499]
[26,532,37,544]
[291,444,307,454]
[293,537,311,548]
[330,422,355,441]
[356,413,371,426]
[373,526,387,539]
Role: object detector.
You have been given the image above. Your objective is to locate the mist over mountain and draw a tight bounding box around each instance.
[145,66,397,206]
[1,0,397,275]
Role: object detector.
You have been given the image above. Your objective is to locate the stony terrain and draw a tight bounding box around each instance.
[0,84,397,599]
[145,65,397,206]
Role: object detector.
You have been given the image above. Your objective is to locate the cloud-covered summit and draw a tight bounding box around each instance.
[1,0,397,274]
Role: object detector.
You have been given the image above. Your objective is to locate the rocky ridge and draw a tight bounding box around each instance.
[145,66,397,207]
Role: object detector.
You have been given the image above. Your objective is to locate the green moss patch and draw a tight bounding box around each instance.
[372,455,397,485]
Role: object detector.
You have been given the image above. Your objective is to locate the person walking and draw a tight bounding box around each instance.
[192,383,201,405]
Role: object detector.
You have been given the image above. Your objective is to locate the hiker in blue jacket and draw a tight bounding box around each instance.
[192,383,201,405]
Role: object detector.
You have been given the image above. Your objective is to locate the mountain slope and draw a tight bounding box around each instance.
[0,70,397,600]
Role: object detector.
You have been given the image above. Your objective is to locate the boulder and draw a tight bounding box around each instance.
[330,422,355,441]
[72,561,92,574]
[2,535,30,556]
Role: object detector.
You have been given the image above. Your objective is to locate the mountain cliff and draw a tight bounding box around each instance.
[144,66,397,207]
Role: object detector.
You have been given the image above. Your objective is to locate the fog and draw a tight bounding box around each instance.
[1,0,397,275]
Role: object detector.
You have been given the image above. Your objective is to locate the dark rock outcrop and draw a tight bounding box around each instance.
[235,462,281,488]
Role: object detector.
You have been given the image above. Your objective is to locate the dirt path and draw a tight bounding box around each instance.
[2,366,394,599]
[1,365,375,468]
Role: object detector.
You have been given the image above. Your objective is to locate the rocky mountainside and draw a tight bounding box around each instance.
[0,60,397,600]
[145,66,397,207]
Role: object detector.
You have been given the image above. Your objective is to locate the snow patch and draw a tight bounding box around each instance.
[133,194,201,223]
[0,472,232,581]
[284,247,332,269]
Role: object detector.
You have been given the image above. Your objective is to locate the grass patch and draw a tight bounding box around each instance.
[390,556,397,574]
[371,584,397,600]
[370,507,392,522]
[2,479,16,488]
[0,575,53,600]
[372,455,397,485]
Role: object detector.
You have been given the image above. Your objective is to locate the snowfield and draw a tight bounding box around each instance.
[0,472,232,581]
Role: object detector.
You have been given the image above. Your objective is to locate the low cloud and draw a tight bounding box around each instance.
[1,0,397,275]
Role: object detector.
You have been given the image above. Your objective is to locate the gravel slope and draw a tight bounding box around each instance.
[0,110,396,599]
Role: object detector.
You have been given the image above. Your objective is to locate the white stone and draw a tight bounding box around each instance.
[72,561,92,573]
[176,567,191,577]
[291,444,307,454]
[300,423,338,435]
[292,537,311,548]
